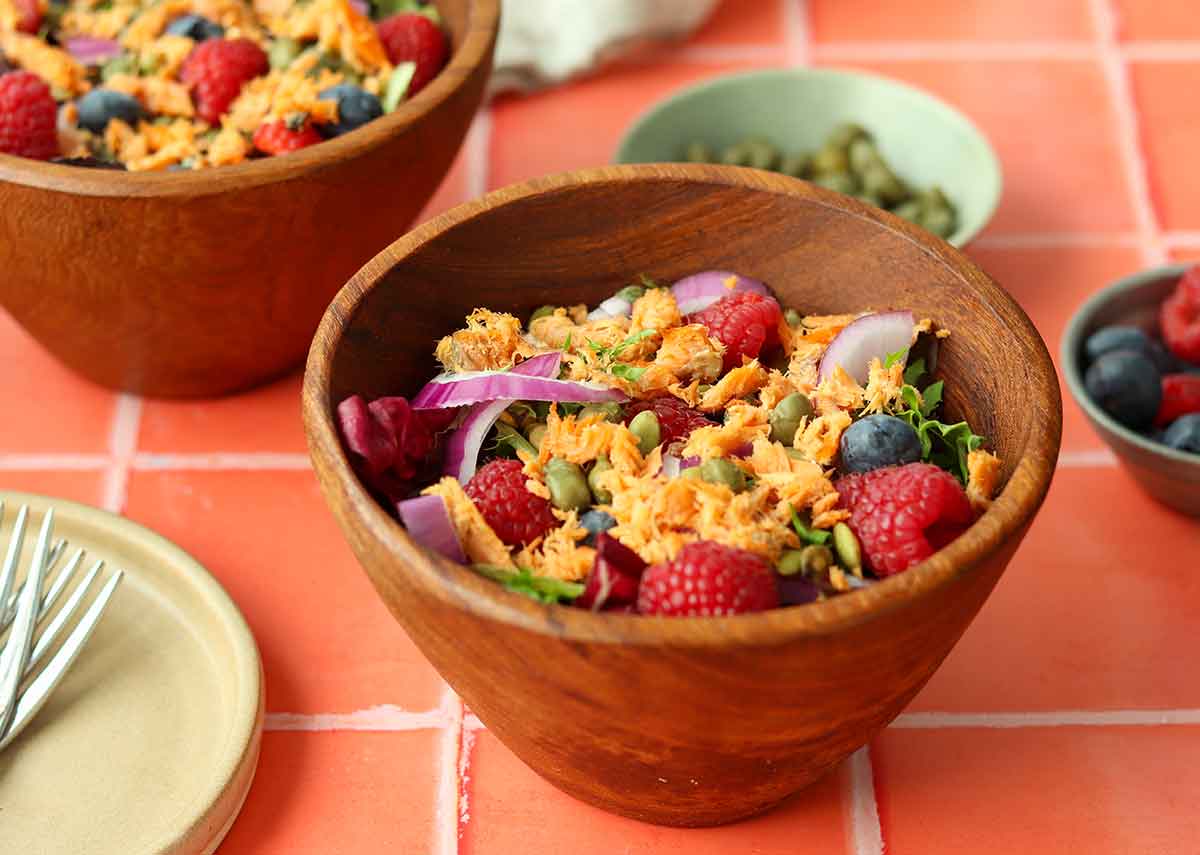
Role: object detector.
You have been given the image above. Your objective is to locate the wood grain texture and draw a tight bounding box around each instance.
[302,165,1063,827]
[0,0,498,398]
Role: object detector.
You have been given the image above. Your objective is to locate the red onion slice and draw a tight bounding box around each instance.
[396,494,466,563]
[661,454,681,478]
[442,398,511,484]
[413,374,624,409]
[348,0,369,13]
[411,351,572,409]
[818,311,915,385]
[671,270,770,315]
[65,37,121,65]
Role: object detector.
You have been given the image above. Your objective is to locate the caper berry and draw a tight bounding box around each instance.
[628,410,661,455]
[832,522,862,573]
[769,392,814,445]
[545,457,592,512]
[529,305,558,324]
[812,144,850,175]
[684,141,713,163]
[811,171,859,196]
[588,455,613,504]
[699,458,747,493]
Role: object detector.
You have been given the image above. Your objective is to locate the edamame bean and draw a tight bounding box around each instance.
[799,544,834,577]
[812,144,850,175]
[828,122,869,151]
[529,305,557,324]
[628,410,661,455]
[777,549,806,577]
[684,141,713,163]
[769,392,814,445]
[588,455,613,504]
[526,423,547,450]
[546,457,592,511]
[780,152,812,178]
[832,522,862,573]
[699,458,747,493]
[579,403,622,423]
[811,171,859,196]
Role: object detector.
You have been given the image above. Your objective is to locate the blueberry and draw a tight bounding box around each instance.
[1084,325,1173,372]
[318,84,383,137]
[1084,349,1162,430]
[51,156,125,170]
[165,14,224,41]
[1162,414,1200,454]
[839,414,922,474]
[579,510,617,545]
[76,89,144,133]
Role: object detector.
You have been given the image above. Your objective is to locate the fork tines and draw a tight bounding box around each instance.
[0,502,123,750]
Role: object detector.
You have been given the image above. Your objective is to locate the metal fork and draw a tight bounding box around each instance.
[0,502,123,751]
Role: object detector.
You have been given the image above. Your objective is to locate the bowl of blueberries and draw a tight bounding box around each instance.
[1063,262,1200,516]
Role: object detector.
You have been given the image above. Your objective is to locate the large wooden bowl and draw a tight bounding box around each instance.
[303,165,1062,827]
[0,0,498,398]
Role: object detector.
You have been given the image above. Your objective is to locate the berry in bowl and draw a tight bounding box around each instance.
[303,164,1061,826]
[1063,262,1200,516]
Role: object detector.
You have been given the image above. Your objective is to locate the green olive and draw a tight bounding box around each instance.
[811,171,859,196]
[832,522,862,573]
[827,122,870,151]
[721,141,755,167]
[545,457,592,512]
[578,403,622,423]
[779,152,812,179]
[615,284,646,303]
[811,144,850,175]
[777,549,806,577]
[769,392,814,445]
[526,423,547,450]
[784,308,803,328]
[588,455,613,504]
[628,410,661,455]
[860,164,909,207]
[743,139,780,171]
[799,544,834,577]
[699,458,747,493]
[529,305,558,324]
[684,141,713,163]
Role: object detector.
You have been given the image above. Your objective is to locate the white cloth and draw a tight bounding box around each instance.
[489,0,720,94]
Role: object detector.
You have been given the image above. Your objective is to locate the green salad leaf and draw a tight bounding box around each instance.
[790,505,831,545]
[472,565,585,604]
[884,348,909,368]
[903,357,927,386]
[891,383,984,483]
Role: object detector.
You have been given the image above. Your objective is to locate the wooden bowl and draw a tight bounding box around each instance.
[0,0,498,398]
[303,164,1062,827]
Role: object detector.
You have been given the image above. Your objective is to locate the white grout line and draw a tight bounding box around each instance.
[893,709,1200,728]
[813,40,1097,62]
[783,0,811,67]
[1057,449,1118,468]
[0,455,109,471]
[463,710,485,730]
[435,690,465,855]
[1091,0,1168,268]
[846,747,885,855]
[131,452,312,470]
[264,704,450,732]
[971,232,1141,250]
[464,109,491,200]
[1121,41,1200,62]
[1164,231,1200,249]
[100,394,142,513]
[457,722,476,839]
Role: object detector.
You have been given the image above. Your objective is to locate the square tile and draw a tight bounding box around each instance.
[690,0,785,47]
[1113,0,1200,41]
[0,469,105,506]
[461,730,848,854]
[1129,62,1200,231]
[910,465,1200,712]
[488,59,768,190]
[821,59,1135,235]
[138,373,306,454]
[965,244,1143,452]
[810,0,1094,42]
[874,726,1200,854]
[218,730,442,853]
[1169,247,1200,264]
[124,470,445,714]
[0,311,117,454]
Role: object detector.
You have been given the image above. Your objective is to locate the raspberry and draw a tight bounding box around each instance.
[14,0,42,33]
[181,38,268,125]
[1156,374,1200,427]
[252,117,322,155]
[377,13,449,96]
[0,71,59,160]
[464,459,558,547]
[623,397,713,447]
[688,292,783,372]
[836,463,974,577]
[1161,270,1200,365]
[637,541,779,617]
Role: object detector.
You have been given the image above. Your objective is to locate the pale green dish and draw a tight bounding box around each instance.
[614,67,1002,247]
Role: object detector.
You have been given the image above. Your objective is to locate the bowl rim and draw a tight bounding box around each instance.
[1061,261,1200,468]
[303,163,1061,648]
[611,65,1003,248]
[0,0,499,198]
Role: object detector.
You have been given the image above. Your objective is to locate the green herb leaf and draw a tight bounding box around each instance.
[561,331,572,353]
[638,273,660,290]
[471,564,584,604]
[610,363,647,382]
[920,380,944,417]
[891,384,985,482]
[903,357,926,386]
[884,348,908,368]
[592,328,656,363]
[790,505,831,545]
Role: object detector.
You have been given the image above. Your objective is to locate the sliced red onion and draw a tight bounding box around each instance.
[818,310,915,385]
[442,398,510,484]
[661,454,681,478]
[348,0,369,14]
[586,307,612,321]
[680,455,700,469]
[396,494,466,564]
[586,296,633,321]
[65,37,121,65]
[671,270,770,315]
[414,374,624,409]
[412,351,573,409]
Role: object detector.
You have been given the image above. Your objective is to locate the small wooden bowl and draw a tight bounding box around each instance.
[0,0,498,398]
[1062,263,1200,516]
[303,165,1062,827]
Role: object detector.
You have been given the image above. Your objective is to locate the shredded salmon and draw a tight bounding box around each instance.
[792,411,853,466]
[862,357,905,414]
[514,511,594,581]
[435,309,537,373]
[682,402,770,460]
[966,449,1003,512]
[422,478,512,568]
[812,365,865,416]
[698,359,769,412]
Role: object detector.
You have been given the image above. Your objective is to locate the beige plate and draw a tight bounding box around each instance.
[0,491,263,854]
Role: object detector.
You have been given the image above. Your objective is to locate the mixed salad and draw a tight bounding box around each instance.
[337,271,1004,616]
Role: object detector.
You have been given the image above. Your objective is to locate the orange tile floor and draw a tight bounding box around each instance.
[4,1,1200,852]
